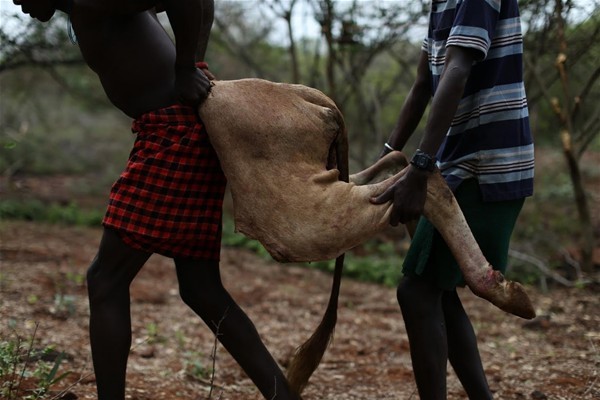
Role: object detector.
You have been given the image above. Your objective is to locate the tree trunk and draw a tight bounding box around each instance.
[560,130,594,272]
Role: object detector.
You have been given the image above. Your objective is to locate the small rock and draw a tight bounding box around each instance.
[137,345,156,358]
[522,315,551,331]
[58,391,78,400]
[531,390,548,399]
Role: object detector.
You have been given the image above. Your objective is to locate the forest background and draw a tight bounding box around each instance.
[1,0,598,280]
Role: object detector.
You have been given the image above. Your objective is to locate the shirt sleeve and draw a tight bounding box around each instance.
[421,37,429,53]
[446,0,501,61]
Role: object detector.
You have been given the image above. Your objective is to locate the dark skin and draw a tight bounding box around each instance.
[372,46,477,225]
[15,1,299,399]
[14,0,213,117]
[373,45,494,399]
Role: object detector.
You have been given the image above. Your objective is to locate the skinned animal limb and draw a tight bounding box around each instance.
[353,156,536,321]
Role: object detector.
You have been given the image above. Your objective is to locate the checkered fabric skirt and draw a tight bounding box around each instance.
[103,104,227,261]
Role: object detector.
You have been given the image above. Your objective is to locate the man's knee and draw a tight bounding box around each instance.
[178,283,225,309]
[396,276,418,308]
[86,229,148,304]
[396,275,442,315]
[86,256,109,305]
[176,259,225,308]
[178,281,203,308]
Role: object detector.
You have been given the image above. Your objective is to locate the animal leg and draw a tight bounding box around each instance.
[351,153,536,319]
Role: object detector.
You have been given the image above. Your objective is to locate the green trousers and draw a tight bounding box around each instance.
[402,179,525,290]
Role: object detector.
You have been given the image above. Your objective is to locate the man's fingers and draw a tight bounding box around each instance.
[370,189,392,205]
[389,209,401,227]
[200,67,216,81]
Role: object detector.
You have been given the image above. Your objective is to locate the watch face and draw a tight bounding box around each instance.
[411,153,435,171]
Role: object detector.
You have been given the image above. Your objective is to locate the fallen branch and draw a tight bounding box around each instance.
[207,308,229,399]
[509,249,576,287]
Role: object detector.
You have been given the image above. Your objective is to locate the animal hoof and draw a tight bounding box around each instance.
[468,270,536,319]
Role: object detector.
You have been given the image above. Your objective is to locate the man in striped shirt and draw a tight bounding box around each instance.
[372,0,534,398]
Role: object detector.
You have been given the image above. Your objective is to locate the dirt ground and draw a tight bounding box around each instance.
[0,220,598,400]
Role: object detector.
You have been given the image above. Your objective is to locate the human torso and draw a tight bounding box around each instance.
[70,5,178,118]
[424,0,534,201]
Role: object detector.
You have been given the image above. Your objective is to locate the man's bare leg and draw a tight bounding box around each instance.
[87,228,151,400]
[175,260,300,400]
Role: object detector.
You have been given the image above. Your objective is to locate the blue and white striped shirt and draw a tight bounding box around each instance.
[423,0,534,201]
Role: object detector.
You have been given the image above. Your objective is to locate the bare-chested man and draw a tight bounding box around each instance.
[14,1,300,399]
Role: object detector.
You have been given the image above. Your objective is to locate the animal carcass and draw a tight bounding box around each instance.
[199,78,535,395]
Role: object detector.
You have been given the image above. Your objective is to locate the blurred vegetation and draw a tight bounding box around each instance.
[0,0,598,288]
[0,322,72,400]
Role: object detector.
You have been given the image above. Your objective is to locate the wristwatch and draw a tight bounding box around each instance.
[410,149,437,172]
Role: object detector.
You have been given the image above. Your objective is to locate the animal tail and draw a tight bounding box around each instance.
[286,113,348,396]
[286,254,344,394]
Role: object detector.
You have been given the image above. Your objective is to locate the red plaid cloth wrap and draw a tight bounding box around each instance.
[103,103,227,261]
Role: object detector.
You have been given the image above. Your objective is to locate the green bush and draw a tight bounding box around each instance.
[0,199,103,227]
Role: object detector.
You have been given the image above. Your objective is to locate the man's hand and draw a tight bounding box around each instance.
[13,0,56,22]
[174,65,212,106]
[199,65,216,81]
[370,165,430,226]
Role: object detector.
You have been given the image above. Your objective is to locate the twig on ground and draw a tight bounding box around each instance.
[509,249,577,287]
[17,322,39,397]
[208,307,229,399]
[408,387,417,399]
[49,369,95,400]
[270,376,277,400]
[558,247,584,281]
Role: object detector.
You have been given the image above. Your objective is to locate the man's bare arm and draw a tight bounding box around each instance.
[161,0,214,104]
[385,50,431,153]
[73,0,213,64]
[371,45,479,225]
[162,0,214,67]
[417,45,478,158]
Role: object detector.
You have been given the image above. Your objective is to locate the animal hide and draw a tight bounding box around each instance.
[199,78,535,395]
